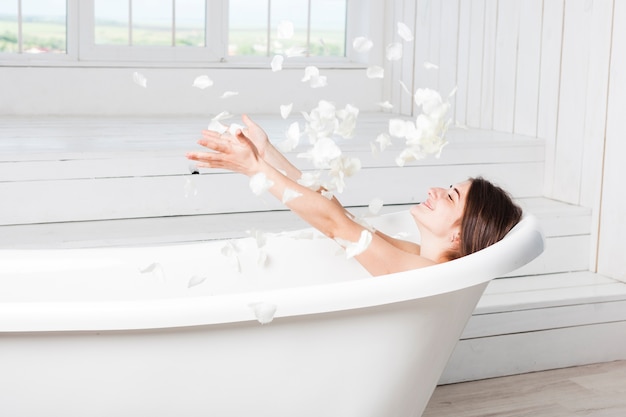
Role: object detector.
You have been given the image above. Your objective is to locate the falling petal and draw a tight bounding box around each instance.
[207,119,228,134]
[277,121,300,152]
[248,302,277,324]
[213,111,233,121]
[280,103,293,119]
[448,85,458,98]
[423,61,439,70]
[297,137,342,169]
[184,177,198,198]
[336,230,373,258]
[247,229,267,248]
[397,22,414,41]
[366,66,384,79]
[285,46,307,57]
[133,71,147,88]
[220,91,239,99]
[249,172,274,195]
[277,20,294,39]
[375,133,392,151]
[389,118,410,138]
[369,141,379,155]
[271,55,284,72]
[386,42,403,61]
[192,75,213,89]
[297,171,321,190]
[368,198,384,215]
[257,250,268,267]
[139,262,165,281]
[221,241,241,273]
[399,80,412,96]
[188,275,207,288]
[377,101,394,110]
[309,75,327,88]
[352,36,373,53]
[321,190,334,200]
[282,188,303,203]
[228,123,245,135]
[302,66,319,82]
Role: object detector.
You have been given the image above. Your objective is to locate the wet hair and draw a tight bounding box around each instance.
[444,177,523,261]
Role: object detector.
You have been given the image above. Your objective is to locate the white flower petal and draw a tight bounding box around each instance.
[227,123,244,135]
[184,176,198,198]
[375,133,392,151]
[277,20,294,39]
[192,75,213,89]
[321,190,334,200]
[399,80,412,96]
[139,262,164,280]
[448,85,458,98]
[282,188,303,203]
[187,275,207,288]
[297,137,342,169]
[280,103,293,119]
[377,101,394,110]
[352,36,373,53]
[285,46,307,57]
[423,61,439,70]
[368,198,384,215]
[397,22,414,42]
[386,42,403,61]
[132,71,147,88]
[366,65,384,79]
[257,250,268,267]
[249,172,275,195]
[389,119,409,138]
[248,302,277,324]
[220,91,239,99]
[301,66,319,82]
[309,75,327,88]
[247,229,267,248]
[212,111,232,121]
[336,230,373,259]
[271,55,284,72]
[297,171,321,190]
[207,119,228,134]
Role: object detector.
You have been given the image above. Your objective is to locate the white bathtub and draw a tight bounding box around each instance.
[0,211,543,417]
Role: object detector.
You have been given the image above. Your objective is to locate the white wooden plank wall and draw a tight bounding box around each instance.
[597,0,626,281]
[391,0,613,206]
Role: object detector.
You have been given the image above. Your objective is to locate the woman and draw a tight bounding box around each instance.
[186,115,522,277]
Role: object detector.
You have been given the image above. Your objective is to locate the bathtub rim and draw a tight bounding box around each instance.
[0,214,544,332]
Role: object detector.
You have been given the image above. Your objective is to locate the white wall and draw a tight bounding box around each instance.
[0,66,384,116]
[386,0,623,279]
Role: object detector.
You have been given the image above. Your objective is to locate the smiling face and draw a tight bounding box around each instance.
[410,180,472,241]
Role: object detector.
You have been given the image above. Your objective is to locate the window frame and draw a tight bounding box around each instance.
[0,0,372,68]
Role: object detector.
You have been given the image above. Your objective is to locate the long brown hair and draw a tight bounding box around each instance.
[444,177,522,261]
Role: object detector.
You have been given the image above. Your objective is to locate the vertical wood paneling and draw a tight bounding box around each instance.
[438,0,460,120]
[454,1,472,125]
[479,0,498,130]
[579,0,613,209]
[513,0,543,137]
[465,0,486,127]
[552,0,593,204]
[538,0,565,197]
[492,1,521,132]
[598,0,625,279]
[414,0,435,93]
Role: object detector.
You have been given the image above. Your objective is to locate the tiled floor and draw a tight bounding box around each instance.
[423,361,626,417]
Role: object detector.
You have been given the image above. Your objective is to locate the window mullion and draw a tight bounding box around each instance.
[172,0,176,47]
[129,0,133,46]
[17,0,22,53]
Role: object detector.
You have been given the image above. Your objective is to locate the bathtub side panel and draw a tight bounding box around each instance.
[0,285,485,417]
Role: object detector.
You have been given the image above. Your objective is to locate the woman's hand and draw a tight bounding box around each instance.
[186,128,262,177]
[239,114,271,158]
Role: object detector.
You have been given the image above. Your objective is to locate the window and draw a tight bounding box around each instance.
[1,0,362,66]
[0,0,66,54]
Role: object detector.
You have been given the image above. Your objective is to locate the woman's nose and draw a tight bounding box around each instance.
[428,187,445,198]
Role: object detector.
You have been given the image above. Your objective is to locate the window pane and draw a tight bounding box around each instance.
[269,0,308,56]
[0,1,19,52]
[310,0,346,56]
[175,0,205,47]
[229,0,268,56]
[95,0,129,45]
[132,0,172,46]
[21,0,66,54]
